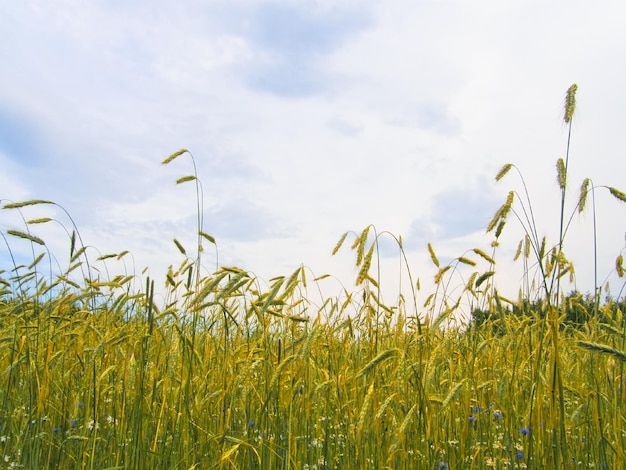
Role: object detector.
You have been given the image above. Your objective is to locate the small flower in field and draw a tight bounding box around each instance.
[469,415,476,423]
[52,426,62,434]
[71,419,78,429]
[520,427,530,436]
[515,451,524,460]
[248,420,255,428]
[493,410,503,420]
[438,461,449,470]
[77,402,84,409]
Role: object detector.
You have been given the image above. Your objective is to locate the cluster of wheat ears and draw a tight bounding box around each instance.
[1,85,625,469]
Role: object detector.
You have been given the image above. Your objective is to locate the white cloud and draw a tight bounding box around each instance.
[1,0,625,303]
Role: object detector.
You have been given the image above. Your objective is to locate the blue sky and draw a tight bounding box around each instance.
[2,0,625,304]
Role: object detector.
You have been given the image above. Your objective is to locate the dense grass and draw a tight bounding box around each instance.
[1,253,625,470]
[1,86,625,469]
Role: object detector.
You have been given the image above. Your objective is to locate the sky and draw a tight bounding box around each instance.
[1,0,626,311]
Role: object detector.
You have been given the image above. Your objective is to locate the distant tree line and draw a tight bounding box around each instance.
[470,291,626,334]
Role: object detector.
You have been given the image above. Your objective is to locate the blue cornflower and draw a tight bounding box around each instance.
[248,420,255,428]
[71,419,78,429]
[515,451,524,460]
[52,426,62,434]
[77,401,84,409]
[493,410,503,420]
[521,427,530,436]
[438,461,449,470]
[468,415,476,423]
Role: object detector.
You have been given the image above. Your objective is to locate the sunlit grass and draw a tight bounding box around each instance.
[1,85,625,469]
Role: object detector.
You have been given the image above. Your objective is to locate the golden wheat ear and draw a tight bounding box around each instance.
[556,158,567,190]
[162,148,188,165]
[607,186,626,203]
[564,83,578,123]
[576,341,626,362]
[577,178,591,213]
[495,163,513,182]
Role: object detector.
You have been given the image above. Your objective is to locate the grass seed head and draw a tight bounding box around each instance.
[578,178,591,213]
[564,83,578,123]
[495,163,513,182]
[608,186,626,203]
[162,149,188,165]
[556,158,567,190]
[428,243,440,268]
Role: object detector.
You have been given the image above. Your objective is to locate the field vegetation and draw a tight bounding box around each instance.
[1,85,625,469]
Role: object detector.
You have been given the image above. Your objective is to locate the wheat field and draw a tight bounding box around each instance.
[1,85,625,469]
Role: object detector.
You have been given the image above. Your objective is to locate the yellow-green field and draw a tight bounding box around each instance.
[1,85,625,469]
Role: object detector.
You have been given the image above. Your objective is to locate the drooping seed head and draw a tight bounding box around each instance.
[495,163,513,182]
[578,178,591,213]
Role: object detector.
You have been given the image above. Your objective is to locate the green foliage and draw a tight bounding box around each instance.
[470,291,626,332]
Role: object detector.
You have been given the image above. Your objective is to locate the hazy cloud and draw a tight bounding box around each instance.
[243,3,372,96]
[388,102,461,136]
[1,0,625,300]
[326,116,364,136]
[406,177,501,248]
[208,201,293,242]
[0,107,48,166]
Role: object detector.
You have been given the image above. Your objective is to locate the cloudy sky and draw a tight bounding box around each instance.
[2,0,625,306]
